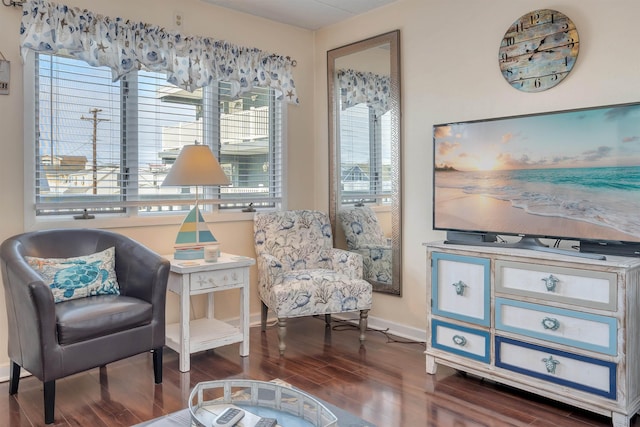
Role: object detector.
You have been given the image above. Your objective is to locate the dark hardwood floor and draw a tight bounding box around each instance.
[0,316,633,427]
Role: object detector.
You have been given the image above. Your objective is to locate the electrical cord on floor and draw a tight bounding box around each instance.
[255,314,426,348]
[264,318,278,328]
[328,316,426,348]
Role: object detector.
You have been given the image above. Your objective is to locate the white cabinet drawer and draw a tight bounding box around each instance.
[431,319,490,363]
[431,252,490,326]
[495,260,616,310]
[191,268,244,291]
[495,298,617,355]
[495,336,616,399]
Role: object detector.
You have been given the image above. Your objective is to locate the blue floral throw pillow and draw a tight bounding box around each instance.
[26,247,120,303]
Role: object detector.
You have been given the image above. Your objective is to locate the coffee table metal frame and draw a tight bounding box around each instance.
[189,380,338,427]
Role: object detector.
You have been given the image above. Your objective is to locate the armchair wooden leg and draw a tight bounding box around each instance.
[44,380,55,424]
[261,302,268,331]
[277,318,287,356]
[359,310,369,343]
[153,347,163,384]
[9,360,20,395]
[324,314,331,326]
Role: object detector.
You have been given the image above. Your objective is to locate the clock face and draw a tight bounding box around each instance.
[499,9,579,92]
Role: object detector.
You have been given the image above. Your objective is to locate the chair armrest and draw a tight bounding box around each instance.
[256,253,285,289]
[112,239,170,307]
[110,237,170,349]
[329,248,363,279]
[1,252,58,372]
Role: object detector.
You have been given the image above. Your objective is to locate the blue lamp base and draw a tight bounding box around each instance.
[174,248,205,260]
[173,206,217,260]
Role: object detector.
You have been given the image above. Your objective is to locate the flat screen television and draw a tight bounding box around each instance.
[433,102,640,258]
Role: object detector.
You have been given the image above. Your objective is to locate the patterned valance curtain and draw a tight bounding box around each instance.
[337,69,390,116]
[20,0,299,103]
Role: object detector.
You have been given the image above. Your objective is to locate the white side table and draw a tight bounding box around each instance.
[164,253,255,372]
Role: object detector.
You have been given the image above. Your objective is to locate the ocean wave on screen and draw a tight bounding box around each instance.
[435,166,640,238]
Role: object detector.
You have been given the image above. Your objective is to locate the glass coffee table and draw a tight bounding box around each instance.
[188,380,338,427]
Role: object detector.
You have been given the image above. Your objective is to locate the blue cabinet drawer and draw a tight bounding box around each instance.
[431,319,490,363]
[496,336,616,399]
[495,298,617,355]
[431,252,490,326]
[495,260,617,311]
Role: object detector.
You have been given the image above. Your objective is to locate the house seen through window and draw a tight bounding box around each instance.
[32,53,283,217]
[339,102,392,206]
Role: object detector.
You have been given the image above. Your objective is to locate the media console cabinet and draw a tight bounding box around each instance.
[425,242,640,427]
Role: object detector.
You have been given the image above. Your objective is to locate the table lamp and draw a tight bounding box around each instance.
[162,143,230,260]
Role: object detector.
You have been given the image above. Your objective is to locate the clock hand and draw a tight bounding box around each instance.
[528,49,556,61]
[527,37,546,60]
[526,37,546,53]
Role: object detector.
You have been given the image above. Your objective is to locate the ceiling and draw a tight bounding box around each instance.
[200,0,398,30]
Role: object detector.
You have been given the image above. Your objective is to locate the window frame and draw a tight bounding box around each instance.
[23,51,287,230]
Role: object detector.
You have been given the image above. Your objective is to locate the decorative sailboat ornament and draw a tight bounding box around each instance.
[173,205,217,260]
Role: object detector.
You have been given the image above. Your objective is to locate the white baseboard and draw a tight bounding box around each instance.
[0,366,9,383]
[0,365,31,383]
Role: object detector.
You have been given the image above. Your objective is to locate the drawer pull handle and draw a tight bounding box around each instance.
[452,280,467,296]
[542,355,560,374]
[452,335,467,346]
[541,274,559,292]
[541,317,560,331]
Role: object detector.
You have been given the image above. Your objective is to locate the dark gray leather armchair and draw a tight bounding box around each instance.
[0,228,170,424]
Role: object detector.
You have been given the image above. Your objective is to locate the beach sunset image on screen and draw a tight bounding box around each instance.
[433,103,640,244]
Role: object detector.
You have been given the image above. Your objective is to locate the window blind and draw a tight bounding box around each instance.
[339,102,392,206]
[33,53,282,217]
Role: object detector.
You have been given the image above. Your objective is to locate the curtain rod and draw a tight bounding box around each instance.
[3,0,24,7]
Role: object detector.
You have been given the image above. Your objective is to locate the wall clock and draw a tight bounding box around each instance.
[498,9,579,92]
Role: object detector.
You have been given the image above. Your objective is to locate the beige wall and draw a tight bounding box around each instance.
[0,0,315,372]
[314,0,640,331]
[2,0,640,373]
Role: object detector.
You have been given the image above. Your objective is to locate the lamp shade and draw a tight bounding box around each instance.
[162,144,230,186]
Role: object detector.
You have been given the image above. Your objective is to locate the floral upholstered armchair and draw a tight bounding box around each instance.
[253,210,372,355]
[338,206,393,285]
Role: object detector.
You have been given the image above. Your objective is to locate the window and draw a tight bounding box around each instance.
[28,53,283,218]
[339,103,392,206]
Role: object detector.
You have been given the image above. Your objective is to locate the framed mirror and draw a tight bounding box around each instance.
[328,30,402,295]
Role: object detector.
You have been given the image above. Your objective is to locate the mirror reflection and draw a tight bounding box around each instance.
[328,30,401,295]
